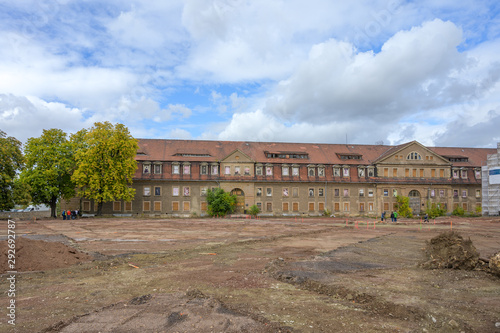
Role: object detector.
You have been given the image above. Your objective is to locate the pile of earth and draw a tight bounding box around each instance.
[420,231,500,277]
[0,237,93,273]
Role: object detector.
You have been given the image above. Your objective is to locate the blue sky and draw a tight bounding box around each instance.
[1,0,500,147]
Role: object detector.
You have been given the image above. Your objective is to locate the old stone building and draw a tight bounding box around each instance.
[77,139,495,217]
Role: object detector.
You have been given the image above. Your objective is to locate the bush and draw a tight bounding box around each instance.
[248,204,260,217]
[426,202,446,219]
[452,206,465,217]
[323,208,332,217]
[206,188,237,217]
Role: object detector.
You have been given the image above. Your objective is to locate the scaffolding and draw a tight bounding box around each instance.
[482,143,500,216]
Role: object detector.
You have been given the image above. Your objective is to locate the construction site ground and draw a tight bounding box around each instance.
[1,216,499,333]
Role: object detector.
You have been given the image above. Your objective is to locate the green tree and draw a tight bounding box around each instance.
[71,122,138,216]
[206,188,237,217]
[21,129,76,217]
[396,195,413,218]
[0,130,24,211]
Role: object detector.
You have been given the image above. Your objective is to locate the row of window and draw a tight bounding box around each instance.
[143,185,481,199]
[143,162,482,181]
[86,197,479,214]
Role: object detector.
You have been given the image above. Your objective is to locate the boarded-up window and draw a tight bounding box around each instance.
[292,202,299,212]
[343,202,349,211]
[412,169,417,177]
[462,203,467,211]
[308,202,314,211]
[201,202,207,211]
[393,168,397,177]
[183,202,190,211]
[384,168,388,177]
[334,202,340,212]
[420,169,424,177]
[125,202,132,211]
[172,202,179,211]
[83,201,91,211]
[143,201,151,211]
[113,201,121,211]
[318,202,324,211]
[266,202,272,212]
[154,201,161,211]
[440,169,444,177]
[359,203,365,212]
[384,202,389,211]
[431,169,436,177]
[283,202,289,211]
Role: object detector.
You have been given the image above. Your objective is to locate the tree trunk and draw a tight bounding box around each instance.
[50,197,58,218]
[97,201,103,216]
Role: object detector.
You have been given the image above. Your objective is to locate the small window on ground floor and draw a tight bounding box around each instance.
[143,201,151,211]
[113,201,121,211]
[83,201,91,211]
[172,201,179,211]
[308,202,315,211]
[183,201,190,211]
[343,202,349,211]
[266,202,272,212]
[154,201,161,211]
[125,201,132,211]
[334,202,340,212]
[292,202,299,212]
[318,202,324,212]
[201,202,207,211]
[283,202,289,211]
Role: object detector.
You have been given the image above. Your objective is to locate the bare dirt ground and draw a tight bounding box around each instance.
[1,216,499,332]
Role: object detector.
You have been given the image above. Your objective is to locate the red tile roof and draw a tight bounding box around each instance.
[136,139,496,167]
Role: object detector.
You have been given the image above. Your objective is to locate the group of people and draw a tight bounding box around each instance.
[380,211,398,222]
[62,209,78,220]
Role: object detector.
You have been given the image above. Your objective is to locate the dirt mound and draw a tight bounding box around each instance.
[0,237,92,273]
[490,251,500,277]
[420,231,479,270]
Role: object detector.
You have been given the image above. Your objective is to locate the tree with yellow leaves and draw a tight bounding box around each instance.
[71,122,138,216]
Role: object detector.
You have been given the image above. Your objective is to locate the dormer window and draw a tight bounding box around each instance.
[308,165,315,177]
[282,165,290,176]
[318,165,325,177]
[342,166,350,177]
[172,163,180,174]
[333,166,340,177]
[358,166,365,177]
[143,163,151,174]
[337,153,362,160]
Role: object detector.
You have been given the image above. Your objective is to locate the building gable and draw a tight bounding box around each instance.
[375,141,450,166]
[221,149,254,163]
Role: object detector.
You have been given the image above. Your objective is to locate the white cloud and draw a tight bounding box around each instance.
[266,19,469,123]
[0,94,88,143]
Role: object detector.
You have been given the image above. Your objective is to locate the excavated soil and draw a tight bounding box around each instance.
[0,216,499,332]
[0,237,92,273]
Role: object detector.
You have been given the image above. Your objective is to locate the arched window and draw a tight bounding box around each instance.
[409,190,420,197]
[406,152,422,160]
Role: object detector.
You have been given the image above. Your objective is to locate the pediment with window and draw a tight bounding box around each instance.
[375,141,450,166]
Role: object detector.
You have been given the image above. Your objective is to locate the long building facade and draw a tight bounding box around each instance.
[76,139,496,217]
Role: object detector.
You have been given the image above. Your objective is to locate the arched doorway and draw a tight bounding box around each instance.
[230,188,245,214]
[408,190,421,215]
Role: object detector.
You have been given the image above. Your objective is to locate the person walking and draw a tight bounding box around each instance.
[393,211,398,222]
[390,211,394,222]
